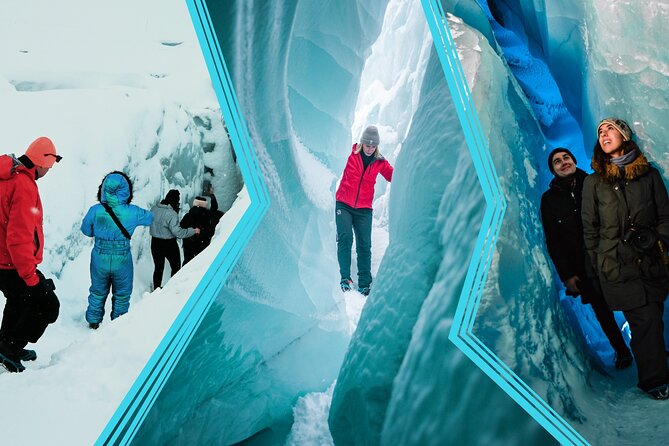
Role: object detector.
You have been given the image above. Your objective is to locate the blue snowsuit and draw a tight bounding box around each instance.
[81,173,153,323]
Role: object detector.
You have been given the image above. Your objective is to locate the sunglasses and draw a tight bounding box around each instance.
[44,153,63,163]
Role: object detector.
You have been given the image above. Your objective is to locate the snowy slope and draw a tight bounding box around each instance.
[0,1,243,444]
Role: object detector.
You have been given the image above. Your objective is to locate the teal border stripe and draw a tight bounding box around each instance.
[96,0,269,444]
[420,1,589,445]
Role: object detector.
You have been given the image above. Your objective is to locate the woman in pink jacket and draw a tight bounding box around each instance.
[335,125,393,295]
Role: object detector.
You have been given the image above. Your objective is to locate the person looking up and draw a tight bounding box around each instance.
[582,118,669,400]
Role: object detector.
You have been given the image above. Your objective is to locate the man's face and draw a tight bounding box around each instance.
[552,152,576,178]
[35,166,51,179]
[362,144,376,156]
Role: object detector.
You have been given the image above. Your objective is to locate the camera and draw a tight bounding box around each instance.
[622,224,659,254]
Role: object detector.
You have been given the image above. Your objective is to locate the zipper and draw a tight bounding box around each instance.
[353,156,376,208]
[354,169,365,208]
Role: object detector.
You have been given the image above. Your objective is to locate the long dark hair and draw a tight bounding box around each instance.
[97,171,133,203]
[592,140,640,174]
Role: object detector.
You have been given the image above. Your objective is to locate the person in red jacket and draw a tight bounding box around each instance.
[335,125,393,295]
[0,137,61,372]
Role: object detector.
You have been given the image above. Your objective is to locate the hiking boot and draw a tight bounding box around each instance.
[0,341,25,373]
[340,278,353,292]
[19,349,37,362]
[89,322,100,330]
[646,384,669,400]
[358,286,371,296]
[614,352,633,370]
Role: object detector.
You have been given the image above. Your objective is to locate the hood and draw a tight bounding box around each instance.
[592,151,651,183]
[0,154,30,181]
[100,172,132,206]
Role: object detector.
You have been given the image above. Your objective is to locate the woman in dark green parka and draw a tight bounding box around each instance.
[582,117,669,399]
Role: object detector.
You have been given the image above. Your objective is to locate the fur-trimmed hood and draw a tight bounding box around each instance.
[592,151,650,183]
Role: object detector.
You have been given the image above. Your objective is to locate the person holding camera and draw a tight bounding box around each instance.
[0,137,61,373]
[582,118,669,400]
[541,147,632,370]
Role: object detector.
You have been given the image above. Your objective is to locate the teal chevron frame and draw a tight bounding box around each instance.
[95,1,269,444]
[421,1,588,445]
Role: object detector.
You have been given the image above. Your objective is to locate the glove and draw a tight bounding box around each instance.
[26,278,49,300]
[25,277,59,324]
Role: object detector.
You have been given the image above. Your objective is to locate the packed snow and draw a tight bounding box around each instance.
[0,0,243,444]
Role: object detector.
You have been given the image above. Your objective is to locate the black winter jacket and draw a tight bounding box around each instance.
[582,153,669,310]
[541,169,590,284]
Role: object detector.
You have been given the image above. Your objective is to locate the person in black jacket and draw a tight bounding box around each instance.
[541,147,632,370]
[582,118,669,400]
[180,196,216,264]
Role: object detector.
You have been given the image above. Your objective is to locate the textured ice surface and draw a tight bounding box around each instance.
[127,0,668,445]
[132,1,388,444]
[330,12,556,446]
[462,0,669,444]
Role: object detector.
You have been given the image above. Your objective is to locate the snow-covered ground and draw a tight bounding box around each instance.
[0,1,244,444]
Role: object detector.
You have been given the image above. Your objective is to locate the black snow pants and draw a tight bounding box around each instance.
[0,269,60,349]
[623,301,668,391]
[151,237,181,290]
[579,278,630,357]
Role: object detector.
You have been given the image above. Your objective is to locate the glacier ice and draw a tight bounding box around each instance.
[134,1,553,445]
[454,0,669,445]
[2,0,664,444]
[132,1,389,444]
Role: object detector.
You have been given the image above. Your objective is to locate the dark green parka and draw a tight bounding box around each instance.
[582,153,669,310]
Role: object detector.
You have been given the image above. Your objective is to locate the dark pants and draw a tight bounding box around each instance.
[336,202,373,288]
[623,301,668,391]
[579,279,630,356]
[151,237,181,290]
[182,236,211,265]
[0,269,59,350]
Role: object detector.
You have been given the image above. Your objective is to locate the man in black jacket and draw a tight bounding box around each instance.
[541,148,632,369]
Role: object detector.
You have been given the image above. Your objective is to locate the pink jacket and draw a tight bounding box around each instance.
[336,144,393,209]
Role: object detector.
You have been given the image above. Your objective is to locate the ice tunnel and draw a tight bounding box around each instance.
[128,0,669,445]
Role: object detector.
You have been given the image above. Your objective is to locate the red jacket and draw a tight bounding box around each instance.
[0,155,44,286]
[336,144,393,209]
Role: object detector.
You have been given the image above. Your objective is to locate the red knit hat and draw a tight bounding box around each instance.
[25,137,59,168]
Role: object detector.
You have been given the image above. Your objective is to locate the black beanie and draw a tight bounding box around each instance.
[547,148,577,175]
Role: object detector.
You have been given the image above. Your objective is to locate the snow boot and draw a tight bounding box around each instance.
[340,278,353,292]
[89,322,100,330]
[358,286,371,296]
[646,384,669,400]
[20,349,37,362]
[614,352,633,370]
[0,341,25,373]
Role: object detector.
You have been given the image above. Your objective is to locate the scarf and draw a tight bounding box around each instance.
[610,149,639,168]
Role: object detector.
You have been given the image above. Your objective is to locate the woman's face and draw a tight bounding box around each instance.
[362,144,376,156]
[598,124,625,158]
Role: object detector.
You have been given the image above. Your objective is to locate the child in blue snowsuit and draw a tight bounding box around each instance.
[81,172,153,328]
